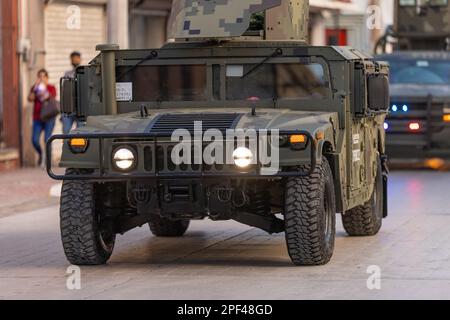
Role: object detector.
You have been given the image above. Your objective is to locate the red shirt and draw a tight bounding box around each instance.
[31,84,57,121]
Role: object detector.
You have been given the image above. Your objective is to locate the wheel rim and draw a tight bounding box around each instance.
[97,212,115,253]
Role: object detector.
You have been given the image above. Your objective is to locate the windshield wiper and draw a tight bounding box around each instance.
[116,50,158,81]
[242,48,283,79]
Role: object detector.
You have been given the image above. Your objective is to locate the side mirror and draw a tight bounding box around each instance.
[367,74,389,112]
[60,77,76,115]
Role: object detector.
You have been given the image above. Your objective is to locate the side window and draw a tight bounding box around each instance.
[399,0,416,6]
[367,74,390,112]
[352,64,366,116]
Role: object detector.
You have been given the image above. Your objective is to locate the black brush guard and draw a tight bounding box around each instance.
[46,130,317,181]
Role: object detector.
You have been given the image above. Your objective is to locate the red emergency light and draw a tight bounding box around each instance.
[409,122,420,131]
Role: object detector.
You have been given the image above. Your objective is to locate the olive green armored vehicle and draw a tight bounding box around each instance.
[48,0,389,266]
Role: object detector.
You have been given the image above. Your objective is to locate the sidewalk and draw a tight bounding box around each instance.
[0,168,60,218]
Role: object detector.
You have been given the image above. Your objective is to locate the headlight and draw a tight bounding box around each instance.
[233,147,253,168]
[113,147,136,171]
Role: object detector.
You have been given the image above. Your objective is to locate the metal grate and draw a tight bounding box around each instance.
[149,113,242,134]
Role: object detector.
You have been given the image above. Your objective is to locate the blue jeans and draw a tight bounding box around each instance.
[32,118,56,158]
[62,115,80,134]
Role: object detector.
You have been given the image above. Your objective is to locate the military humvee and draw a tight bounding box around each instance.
[48,0,389,266]
[376,0,450,163]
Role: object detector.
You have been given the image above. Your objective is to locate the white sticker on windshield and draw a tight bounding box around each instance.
[116,82,133,101]
[226,65,244,77]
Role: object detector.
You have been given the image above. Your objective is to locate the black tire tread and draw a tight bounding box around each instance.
[60,169,114,265]
[342,204,379,236]
[342,160,383,237]
[284,157,336,266]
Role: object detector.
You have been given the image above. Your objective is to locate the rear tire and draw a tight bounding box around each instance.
[60,169,116,265]
[342,158,383,236]
[149,214,190,237]
[284,157,336,266]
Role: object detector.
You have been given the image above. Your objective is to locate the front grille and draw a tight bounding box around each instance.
[142,145,236,174]
[149,113,242,134]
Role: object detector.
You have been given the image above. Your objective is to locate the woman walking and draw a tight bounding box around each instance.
[28,69,57,166]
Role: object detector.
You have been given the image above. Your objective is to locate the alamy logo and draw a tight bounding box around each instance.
[66,5,81,30]
[366,265,381,290]
[171,121,281,175]
[66,265,81,290]
[366,5,383,30]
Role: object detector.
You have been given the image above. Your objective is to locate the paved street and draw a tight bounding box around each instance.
[1,170,450,300]
[0,169,58,218]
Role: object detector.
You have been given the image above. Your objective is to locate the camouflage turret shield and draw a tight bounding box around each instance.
[169,0,282,40]
[265,0,309,41]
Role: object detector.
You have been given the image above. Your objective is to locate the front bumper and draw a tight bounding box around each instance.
[46,130,318,181]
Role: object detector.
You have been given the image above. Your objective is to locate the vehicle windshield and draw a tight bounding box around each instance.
[385,58,450,85]
[116,62,330,102]
[117,65,208,102]
[226,63,329,100]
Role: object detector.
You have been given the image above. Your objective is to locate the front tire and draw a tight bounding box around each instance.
[342,158,383,236]
[284,157,336,266]
[149,214,190,237]
[60,169,116,265]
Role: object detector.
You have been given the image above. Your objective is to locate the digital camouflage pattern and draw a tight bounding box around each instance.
[169,0,309,40]
[265,0,309,41]
[170,0,281,39]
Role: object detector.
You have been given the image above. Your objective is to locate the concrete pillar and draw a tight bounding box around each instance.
[1,0,20,149]
[18,0,46,166]
[310,13,326,46]
[368,0,382,49]
[107,0,129,49]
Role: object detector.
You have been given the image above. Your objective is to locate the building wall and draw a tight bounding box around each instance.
[1,0,20,150]
[19,0,45,166]
[0,3,3,149]
[0,0,20,171]
[129,0,171,49]
[325,13,370,51]
[44,0,107,90]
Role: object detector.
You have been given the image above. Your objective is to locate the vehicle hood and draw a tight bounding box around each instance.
[390,84,450,99]
[78,108,337,135]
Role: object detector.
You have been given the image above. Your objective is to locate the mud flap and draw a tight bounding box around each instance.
[381,154,389,218]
